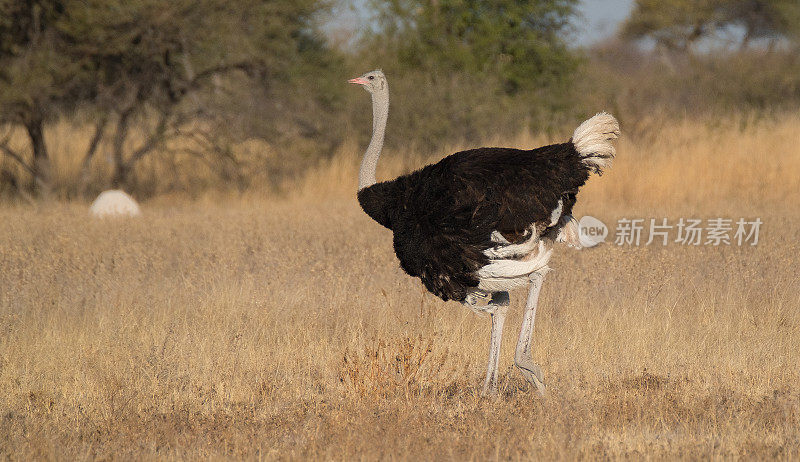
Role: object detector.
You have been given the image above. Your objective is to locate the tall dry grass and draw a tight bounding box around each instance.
[299,113,800,213]
[1,115,799,459]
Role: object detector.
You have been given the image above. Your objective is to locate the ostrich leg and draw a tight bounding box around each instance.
[481,291,510,397]
[515,271,547,396]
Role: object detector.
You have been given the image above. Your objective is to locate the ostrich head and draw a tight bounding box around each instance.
[348,70,387,94]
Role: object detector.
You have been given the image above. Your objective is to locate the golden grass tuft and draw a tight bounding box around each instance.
[1,115,799,459]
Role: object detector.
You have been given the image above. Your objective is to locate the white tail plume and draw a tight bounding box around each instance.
[572,112,620,174]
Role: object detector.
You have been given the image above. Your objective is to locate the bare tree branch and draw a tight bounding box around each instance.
[79,113,109,187]
[171,62,255,101]
[126,110,175,166]
[0,141,35,176]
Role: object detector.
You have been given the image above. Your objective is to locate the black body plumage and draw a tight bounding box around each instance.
[357,142,590,302]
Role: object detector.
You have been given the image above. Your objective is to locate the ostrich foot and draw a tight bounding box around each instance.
[514,271,547,397]
[515,358,546,396]
[480,382,500,398]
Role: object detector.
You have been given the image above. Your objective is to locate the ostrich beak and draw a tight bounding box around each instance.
[348,77,368,85]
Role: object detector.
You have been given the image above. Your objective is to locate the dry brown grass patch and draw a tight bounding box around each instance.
[1,116,799,459]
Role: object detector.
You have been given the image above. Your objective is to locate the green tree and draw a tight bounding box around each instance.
[355,0,580,149]
[621,0,800,53]
[717,0,800,49]
[0,0,341,195]
[0,0,86,194]
[621,0,720,53]
[373,0,578,94]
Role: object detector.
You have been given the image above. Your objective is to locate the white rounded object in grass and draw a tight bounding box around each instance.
[89,190,141,218]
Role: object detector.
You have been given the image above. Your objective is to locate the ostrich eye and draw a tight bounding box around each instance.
[368,75,374,80]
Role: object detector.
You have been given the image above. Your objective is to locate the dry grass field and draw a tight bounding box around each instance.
[1,115,799,459]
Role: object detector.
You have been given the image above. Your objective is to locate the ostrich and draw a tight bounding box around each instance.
[349,70,619,396]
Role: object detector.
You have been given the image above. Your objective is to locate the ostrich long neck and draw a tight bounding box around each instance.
[358,88,389,190]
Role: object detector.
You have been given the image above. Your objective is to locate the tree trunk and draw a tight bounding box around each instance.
[24,114,51,196]
[111,162,130,189]
[79,115,109,196]
[111,110,132,189]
